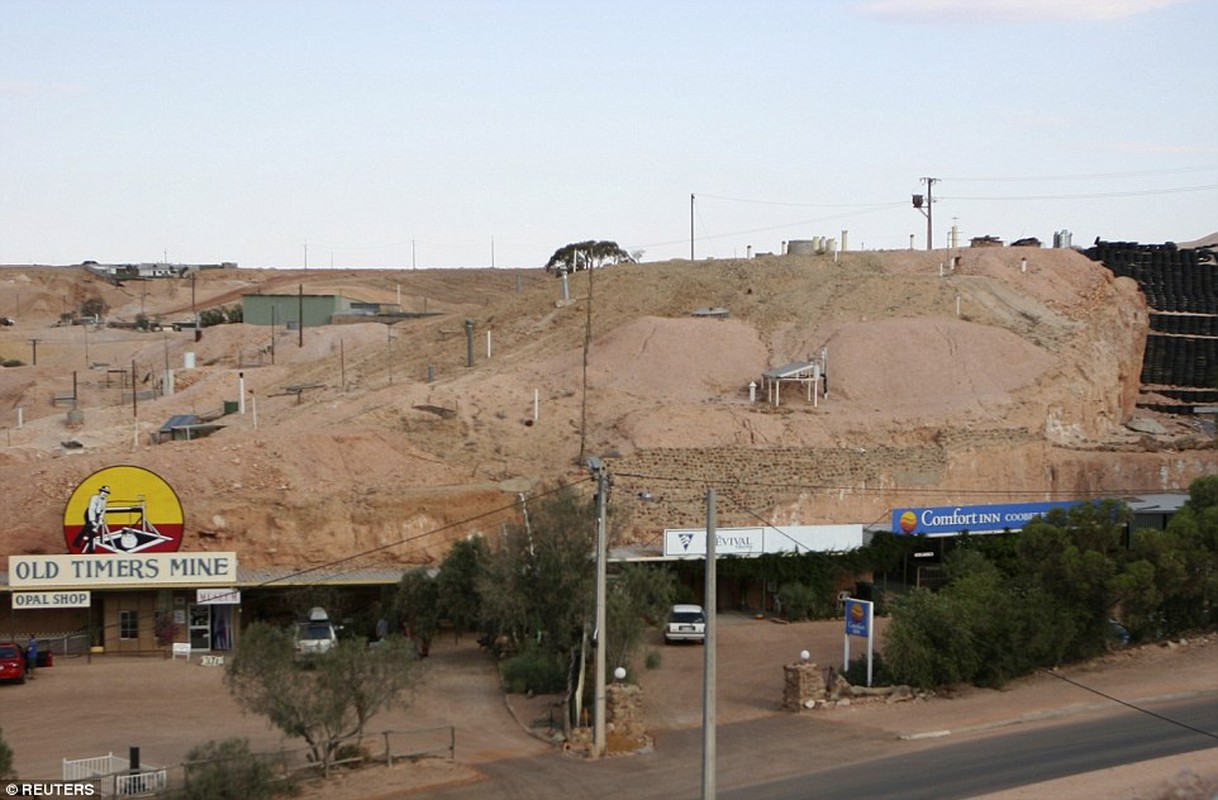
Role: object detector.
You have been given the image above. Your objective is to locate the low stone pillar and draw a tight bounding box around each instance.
[783,661,829,711]
[607,682,649,747]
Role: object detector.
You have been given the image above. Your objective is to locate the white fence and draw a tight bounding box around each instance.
[63,752,166,797]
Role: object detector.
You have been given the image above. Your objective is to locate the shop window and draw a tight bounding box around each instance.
[120,610,139,640]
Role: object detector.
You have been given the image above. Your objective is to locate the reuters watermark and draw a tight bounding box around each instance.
[1,783,96,797]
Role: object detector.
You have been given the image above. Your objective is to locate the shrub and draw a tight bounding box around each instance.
[842,652,893,687]
[0,727,14,779]
[181,738,290,800]
[777,582,818,621]
[500,646,566,694]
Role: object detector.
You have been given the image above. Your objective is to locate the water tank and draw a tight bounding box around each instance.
[184,352,196,369]
[787,240,817,256]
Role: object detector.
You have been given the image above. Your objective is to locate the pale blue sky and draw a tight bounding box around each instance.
[2,0,1215,268]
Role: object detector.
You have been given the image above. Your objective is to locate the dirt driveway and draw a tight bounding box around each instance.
[2,615,1216,799]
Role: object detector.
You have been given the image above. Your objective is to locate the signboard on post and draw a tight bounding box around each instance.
[843,598,874,687]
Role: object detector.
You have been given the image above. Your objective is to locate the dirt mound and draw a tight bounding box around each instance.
[0,249,1212,567]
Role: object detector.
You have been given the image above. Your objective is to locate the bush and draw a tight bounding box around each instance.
[0,727,14,779]
[777,582,818,621]
[842,652,893,687]
[500,646,566,694]
[181,738,290,800]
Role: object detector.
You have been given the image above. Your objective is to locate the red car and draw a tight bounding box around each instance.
[0,642,27,684]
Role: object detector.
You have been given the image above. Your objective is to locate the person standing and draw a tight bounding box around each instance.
[73,484,110,553]
[25,636,37,678]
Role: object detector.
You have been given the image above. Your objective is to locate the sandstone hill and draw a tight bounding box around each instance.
[1,248,1214,572]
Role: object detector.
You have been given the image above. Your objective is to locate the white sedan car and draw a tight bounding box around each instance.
[664,604,706,644]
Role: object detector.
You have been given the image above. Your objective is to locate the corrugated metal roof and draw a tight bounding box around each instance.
[762,361,817,379]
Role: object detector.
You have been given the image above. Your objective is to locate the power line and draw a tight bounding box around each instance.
[1041,668,1218,742]
[943,165,1218,183]
[253,476,593,589]
[695,192,907,209]
[634,201,904,251]
[941,183,1218,202]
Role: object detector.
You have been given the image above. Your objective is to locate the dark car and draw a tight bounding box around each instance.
[0,642,27,684]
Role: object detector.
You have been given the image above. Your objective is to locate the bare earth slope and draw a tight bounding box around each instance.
[0,249,1213,568]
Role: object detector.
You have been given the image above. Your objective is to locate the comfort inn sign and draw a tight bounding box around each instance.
[9,552,238,589]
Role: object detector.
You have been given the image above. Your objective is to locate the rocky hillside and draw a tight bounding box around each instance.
[1,248,1213,570]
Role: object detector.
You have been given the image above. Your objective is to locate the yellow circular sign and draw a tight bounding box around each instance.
[63,465,185,554]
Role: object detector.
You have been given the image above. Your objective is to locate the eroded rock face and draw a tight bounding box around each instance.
[0,251,1213,568]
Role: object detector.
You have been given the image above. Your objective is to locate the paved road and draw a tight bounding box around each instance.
[721,695,1218,800]
[430,695,1218,800]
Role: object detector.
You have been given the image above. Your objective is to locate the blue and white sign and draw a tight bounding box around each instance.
[892,501,1080,537]
[844,599,871,638]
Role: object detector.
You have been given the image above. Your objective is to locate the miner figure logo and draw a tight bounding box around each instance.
[678,532,694,551]
[71,484,172,554]
[72,484,110,553]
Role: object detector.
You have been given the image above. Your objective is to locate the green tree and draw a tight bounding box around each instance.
[224,622,417,767]
[394,569,440,655]
[437,536,488,642]
[181,737,288,800]
[605,564,675,675]
[477,488,595,658]
[544,240,632,274]
[477,487,596,723]
[80,295,107,321]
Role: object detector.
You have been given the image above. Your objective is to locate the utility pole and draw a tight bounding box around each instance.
[912,177,939,251]
[588,457,609,759]
[690,194,695,261]
[702,488,717,798]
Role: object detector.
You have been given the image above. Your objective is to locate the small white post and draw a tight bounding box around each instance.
[486,330,492,359]
[956,295,962,316]
[1020,257,1027,274]
[252,395,258,429]
[238,372,246,414]
[16,406,22,429]
[748,381,756,403]
[533,389,539,422]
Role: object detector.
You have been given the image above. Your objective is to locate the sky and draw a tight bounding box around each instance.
[2,0,1215,269]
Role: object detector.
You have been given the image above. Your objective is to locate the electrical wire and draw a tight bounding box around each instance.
[1041,668,1218,742]
[941,183,1218,202]
[943,165,1218,183]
